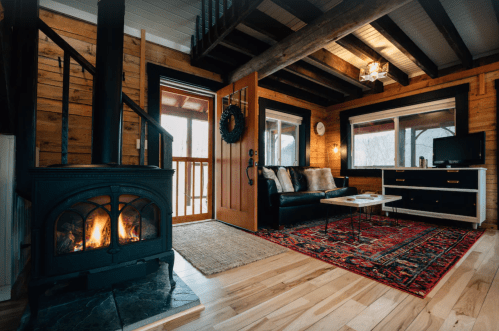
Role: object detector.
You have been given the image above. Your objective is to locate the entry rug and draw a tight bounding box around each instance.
[255,216,484,298]
[173,221,287,275]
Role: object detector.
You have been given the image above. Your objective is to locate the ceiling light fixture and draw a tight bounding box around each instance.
[359,61,389,82]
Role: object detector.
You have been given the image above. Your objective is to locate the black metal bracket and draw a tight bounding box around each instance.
[58,56,62,68]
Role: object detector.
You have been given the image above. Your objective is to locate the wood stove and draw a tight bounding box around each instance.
[28,166,175,308]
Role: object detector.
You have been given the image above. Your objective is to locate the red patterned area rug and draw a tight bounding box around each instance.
[254,216,484,298]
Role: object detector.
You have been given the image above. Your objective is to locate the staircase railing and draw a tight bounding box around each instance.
[37,19,172,169]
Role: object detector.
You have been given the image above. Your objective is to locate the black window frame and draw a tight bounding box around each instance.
[340,83,470,177]
[259,98,311,167]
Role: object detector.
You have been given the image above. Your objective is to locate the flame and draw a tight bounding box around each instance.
[86,214,108,248]
[118,212,140,243]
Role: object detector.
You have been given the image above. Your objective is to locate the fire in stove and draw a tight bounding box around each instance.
[55,195,160,255]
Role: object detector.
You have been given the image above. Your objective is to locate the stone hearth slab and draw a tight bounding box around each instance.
[21,263,200,331]
[113,264,201,331]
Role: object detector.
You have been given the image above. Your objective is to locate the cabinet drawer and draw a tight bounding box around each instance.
[384,188,477,217]
[384,170,478,189]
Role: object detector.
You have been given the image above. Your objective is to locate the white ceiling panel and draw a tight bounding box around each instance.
[388,0,460,68]
[353,24,425,78]
[440,0,499,58]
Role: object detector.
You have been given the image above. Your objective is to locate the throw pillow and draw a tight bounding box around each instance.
[262,167,282,192]
[276,167,295,192]
[289,168,308,192]
[304,168,337,191]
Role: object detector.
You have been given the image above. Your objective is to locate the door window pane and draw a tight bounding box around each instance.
[192,119,209,158]
[161,115,187,157]
[353,118,395,167]
[280,121,298,166]
[398,109,455,167]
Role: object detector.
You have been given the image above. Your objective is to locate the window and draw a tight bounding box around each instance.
[264,110,302,166]
[350,98,456,169]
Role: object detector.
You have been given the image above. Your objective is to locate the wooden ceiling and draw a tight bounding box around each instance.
[190,0,499,106]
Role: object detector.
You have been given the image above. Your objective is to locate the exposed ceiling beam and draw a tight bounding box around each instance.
[284,61,362,97]
[336,34,409,86]
[370,15,438,79]
[274,0,410,86]
[221,28,362,96]
[269,71,345,103]
[258,78,331,107]
[192,0,264,64]
[206,44,252,67]
[229,0,410,83]
[306,49,383,92]
[417,0,473,69]
[241,9,372,93]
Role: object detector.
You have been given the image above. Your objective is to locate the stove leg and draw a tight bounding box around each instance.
[160,251,176,289]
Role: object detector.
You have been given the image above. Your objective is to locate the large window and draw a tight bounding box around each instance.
[350,98,456,169]
[264,110,302,166]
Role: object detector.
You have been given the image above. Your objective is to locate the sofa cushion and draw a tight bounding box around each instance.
[289,168,308,192]
[262,167,282,192]
[304,168,336,191]
[273,191,326,207]
[277,167,294,192]
[325,187,358,199]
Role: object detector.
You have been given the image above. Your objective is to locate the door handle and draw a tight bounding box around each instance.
[246,158,254,185]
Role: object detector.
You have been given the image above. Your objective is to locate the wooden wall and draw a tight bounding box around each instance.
[36,8,221,167]
[258,87,328,168]
[325,63,499,229]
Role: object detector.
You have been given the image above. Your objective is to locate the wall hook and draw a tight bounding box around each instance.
[58,57,62,68]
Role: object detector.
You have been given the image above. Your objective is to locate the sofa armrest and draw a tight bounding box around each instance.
[334,176,349,188]
[258,177,278,208]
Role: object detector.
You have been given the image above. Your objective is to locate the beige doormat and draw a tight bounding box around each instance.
[172,221,288,275]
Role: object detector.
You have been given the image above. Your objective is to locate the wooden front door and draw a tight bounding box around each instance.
[216,73,259,231]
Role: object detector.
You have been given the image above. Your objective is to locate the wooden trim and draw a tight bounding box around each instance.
[258,98,311,167]
[495,79,498,227]
[173,157,209,162]
[340,83,470,177]
[140,29,146,108]
[258,78,330,107]
[134,304,205,331]
[417,0,473,69]
[370,15,438,79]
[228,0,411,82]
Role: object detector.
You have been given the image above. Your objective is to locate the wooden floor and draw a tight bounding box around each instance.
[156,228,499,331]
[1,228,498,331]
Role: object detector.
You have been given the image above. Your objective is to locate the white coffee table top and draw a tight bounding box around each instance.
[320,194,402,208]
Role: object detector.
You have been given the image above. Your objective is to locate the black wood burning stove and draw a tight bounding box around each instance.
[28,166,175,310]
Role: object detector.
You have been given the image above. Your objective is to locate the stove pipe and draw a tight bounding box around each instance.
[91,0,125,164]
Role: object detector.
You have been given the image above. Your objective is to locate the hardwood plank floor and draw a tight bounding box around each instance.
[1,229,498,331]
[160,229,499,331]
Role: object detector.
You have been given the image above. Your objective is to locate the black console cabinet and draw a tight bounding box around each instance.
[382,168,486,229]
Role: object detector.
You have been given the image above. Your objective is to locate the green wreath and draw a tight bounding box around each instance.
[219,105,245,143]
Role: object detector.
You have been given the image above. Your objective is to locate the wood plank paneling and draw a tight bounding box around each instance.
[36,8,222,167]
[326,65,499,229]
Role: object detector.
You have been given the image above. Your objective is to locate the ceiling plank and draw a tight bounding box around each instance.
[269,71,344,103]
[258,78,331,107]
[269,0,322,23]
[336,34,409,86]
[228,0,411,83]
[370,15,438,79]
[417,0,473,69]
[192,0,264,64]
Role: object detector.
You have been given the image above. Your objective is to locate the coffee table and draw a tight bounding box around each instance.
[320,194,402,242]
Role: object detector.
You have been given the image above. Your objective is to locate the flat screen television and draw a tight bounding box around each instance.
[433,131,485,167]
